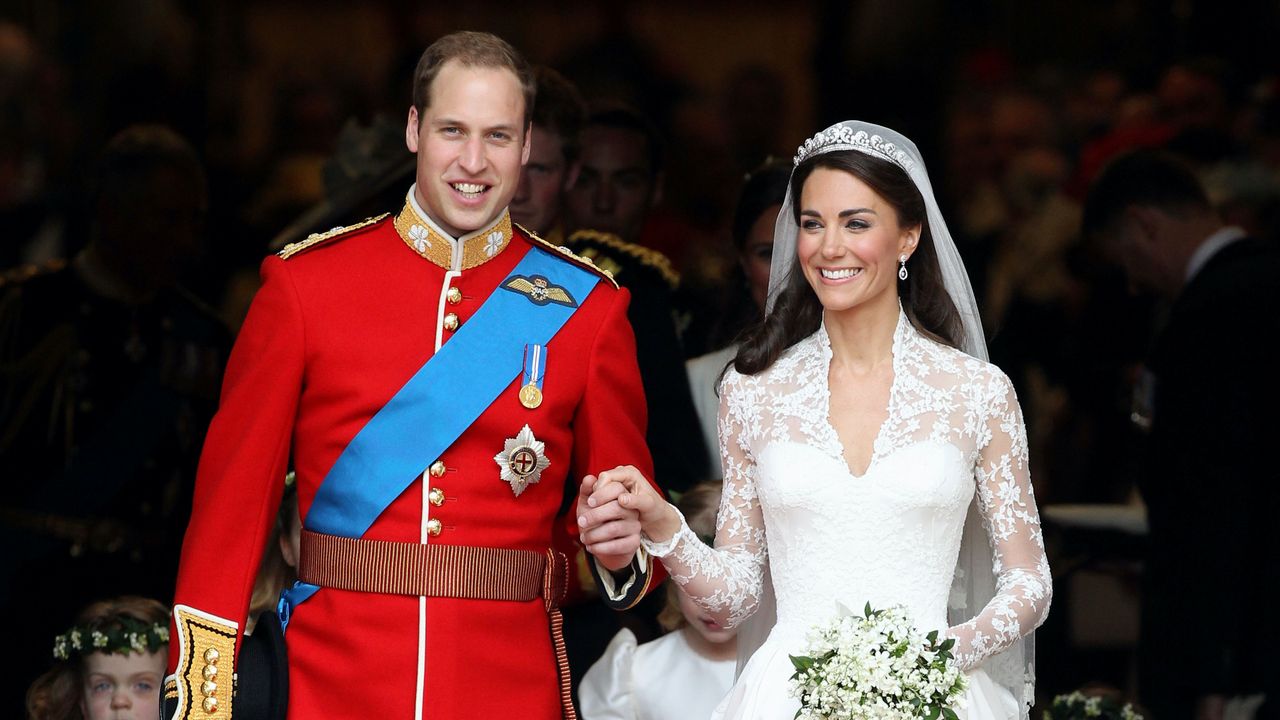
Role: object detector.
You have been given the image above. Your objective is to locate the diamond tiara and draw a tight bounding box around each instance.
[793,127,916,171]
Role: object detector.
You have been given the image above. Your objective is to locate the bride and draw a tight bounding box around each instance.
[581,121,1051,719]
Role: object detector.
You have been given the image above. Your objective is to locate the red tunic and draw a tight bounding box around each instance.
[166,201,655,719]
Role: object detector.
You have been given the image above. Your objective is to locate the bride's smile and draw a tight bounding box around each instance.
[797,167,918,316]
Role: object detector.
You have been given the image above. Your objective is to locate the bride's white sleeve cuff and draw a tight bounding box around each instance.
[640,507,693,558]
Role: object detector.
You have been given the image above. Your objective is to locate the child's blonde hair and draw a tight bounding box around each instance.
[657,480,723,631]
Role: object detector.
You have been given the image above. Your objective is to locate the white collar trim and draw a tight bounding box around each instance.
[1186,225,1247,283]
[406,183,508,246]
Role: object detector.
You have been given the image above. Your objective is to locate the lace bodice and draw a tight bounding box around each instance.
[645,312,1051,671]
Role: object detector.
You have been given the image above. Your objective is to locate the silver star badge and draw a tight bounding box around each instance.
[494,424,551,497]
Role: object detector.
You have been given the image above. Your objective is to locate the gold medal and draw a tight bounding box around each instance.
[519,383,543,409]
[519,344,547,410]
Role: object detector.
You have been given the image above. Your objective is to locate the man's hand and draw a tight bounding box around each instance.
[575,472,642,570]
[578,465,681,558]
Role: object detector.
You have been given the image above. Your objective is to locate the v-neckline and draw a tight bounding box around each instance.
[818,312,904,480]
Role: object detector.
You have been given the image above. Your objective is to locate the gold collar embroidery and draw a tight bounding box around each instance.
[394,195,513,271]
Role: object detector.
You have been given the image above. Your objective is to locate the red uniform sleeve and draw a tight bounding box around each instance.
[164,256,303,714]
[571,286,653,483]
[563,285,666,608]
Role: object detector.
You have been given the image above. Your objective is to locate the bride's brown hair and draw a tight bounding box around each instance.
[732,150,964,376]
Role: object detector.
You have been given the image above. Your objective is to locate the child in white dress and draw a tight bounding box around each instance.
[580,482,737,720]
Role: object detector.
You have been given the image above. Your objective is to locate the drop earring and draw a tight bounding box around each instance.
[898,254,909,281]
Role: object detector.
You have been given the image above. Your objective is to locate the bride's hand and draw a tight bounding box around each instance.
[581,465,681,544]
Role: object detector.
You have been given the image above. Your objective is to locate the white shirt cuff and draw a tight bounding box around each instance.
[594,547,650,602]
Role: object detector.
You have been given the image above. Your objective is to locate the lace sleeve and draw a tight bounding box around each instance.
[641,370,768,628]
[947,371,1052,670]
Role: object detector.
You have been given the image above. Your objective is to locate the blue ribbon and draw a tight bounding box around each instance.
[522,343,547,394]
[279,247,599,629]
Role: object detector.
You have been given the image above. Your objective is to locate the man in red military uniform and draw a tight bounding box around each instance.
[164,32,657,720]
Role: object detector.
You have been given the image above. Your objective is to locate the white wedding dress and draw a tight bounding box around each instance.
[644,312,1052,719]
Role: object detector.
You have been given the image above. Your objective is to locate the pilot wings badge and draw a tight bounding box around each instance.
[501,274,578,307]
[494,424,551,497]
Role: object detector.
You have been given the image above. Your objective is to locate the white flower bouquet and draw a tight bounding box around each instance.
[789,603,967,720]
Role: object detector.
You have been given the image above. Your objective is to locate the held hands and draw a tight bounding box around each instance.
[576,465,681,570]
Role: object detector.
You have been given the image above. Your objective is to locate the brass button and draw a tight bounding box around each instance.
[201,680,217,697]
[426,518,442,537]
[203,648,219,664]
[428,487,445,507]
[202,697,218,714]
[429,460,446,478]
[447,286,462,304]
[443,313,459,331]
[202,665,217,680]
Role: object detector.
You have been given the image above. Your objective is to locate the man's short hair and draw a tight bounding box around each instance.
[585,104,664,177]
[531,66,586,163]
[96,124,205,207]
[411,31,535,127]
[1082,149,1211,238]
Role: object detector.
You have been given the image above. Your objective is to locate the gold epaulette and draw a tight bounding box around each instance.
[515,222,619,290]
[565,229,680,289]
[0,258,68,290]
[277,213,389,260]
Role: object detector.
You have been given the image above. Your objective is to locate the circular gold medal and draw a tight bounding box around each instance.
[519,383,543,409]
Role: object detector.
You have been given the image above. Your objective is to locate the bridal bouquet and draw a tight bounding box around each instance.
[789,603,967,720]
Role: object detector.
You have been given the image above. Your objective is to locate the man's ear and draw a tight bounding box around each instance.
[405,107,421,153]
[563,159,581,193]
[521,122,532,165]
[650,171,665,208]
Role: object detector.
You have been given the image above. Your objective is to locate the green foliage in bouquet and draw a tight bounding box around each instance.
[789,603,968,720]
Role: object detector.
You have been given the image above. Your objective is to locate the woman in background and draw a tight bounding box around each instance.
[686,159,792,463]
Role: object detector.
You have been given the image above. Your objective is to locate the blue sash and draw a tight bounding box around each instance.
[279,246,600,625]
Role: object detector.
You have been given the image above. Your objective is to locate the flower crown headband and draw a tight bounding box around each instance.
[793,126,917,172]
[53,615,170,661]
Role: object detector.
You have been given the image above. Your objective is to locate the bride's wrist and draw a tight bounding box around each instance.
[640,503,686,557]
[644,502,682,542]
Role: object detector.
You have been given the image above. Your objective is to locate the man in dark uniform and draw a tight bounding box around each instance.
[561,104,708,494]
[1084,149,1279,720]
[0,125,229,712]
[511,66,584,247]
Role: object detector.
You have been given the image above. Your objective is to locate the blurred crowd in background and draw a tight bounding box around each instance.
[3,1,1279,717]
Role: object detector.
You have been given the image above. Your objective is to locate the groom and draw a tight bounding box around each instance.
[164,31,659,719]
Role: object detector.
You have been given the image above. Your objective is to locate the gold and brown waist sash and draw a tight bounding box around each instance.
[296,529,576,718]
[298,529,566,606]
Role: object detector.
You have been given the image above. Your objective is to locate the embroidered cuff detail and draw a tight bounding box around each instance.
[639,508,690,558]
[172,605,238,720]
